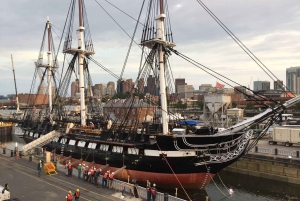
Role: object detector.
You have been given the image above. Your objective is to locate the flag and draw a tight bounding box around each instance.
[216,82,225,89]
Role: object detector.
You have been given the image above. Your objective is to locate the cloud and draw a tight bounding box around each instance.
[0,0,299,96]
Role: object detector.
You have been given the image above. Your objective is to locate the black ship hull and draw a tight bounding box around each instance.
[22,124,249,188]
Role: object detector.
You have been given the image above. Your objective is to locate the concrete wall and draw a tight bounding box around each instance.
[224,156,300,185]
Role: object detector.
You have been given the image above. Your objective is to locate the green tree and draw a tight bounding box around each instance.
[295,102,300,111]
[231,102,237,108]
[197,101,204,110]
[245,102,254,109]
[269,103,275,108]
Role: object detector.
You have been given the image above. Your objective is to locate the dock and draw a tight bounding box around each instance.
[225,138,300,185]
[0,150,186,201]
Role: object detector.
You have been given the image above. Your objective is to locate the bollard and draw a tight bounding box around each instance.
[3,148,6,154]
[296,151,299,158]
[10,150,13,157]
[255,146,258,153]
[19,151,22,158]
[274,148,278,155]
[164,193,169,201]
[29,155,32,162]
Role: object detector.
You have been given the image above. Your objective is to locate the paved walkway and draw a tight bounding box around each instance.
[0,153,143,201]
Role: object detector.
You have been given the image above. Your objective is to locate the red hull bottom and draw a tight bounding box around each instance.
[60,156,215,189]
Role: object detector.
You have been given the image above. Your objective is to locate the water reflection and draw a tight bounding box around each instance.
[157,169,300,201]
[0,132,26,150]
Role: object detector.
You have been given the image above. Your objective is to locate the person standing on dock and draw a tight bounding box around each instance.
[65,191,73,201]
[67,162,72,177]
[74,189,80,201]
[87,167,92,183]
[77,164,82,179]
[37,160,42,177]
[151,184,157,201]
[94,168,100,186]
[109,172,114,189]
[146,184,151,201]
[102,171,108,188]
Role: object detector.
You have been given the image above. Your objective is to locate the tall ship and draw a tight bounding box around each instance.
[19,0,300,189]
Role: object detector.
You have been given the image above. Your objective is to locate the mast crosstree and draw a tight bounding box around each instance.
[62,0,95,127]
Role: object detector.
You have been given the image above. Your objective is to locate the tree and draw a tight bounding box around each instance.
[197,101,204,110]
[174,101,187,109]
[231,102,237,108]
[269,103,275,108]
[295,102,300,111]
[245,102,254,109]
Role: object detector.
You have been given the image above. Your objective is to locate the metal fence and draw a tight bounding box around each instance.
[99,176,186,201]
[250,146,299,158]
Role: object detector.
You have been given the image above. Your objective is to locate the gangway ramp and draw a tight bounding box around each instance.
[22,130,63,155]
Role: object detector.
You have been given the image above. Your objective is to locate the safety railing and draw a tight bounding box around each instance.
[251,146,300,158]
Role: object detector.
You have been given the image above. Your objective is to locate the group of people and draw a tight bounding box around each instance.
[76,163,115,189]
[65,189,80,201]
[66,162,159,201]
[146,183,157,201]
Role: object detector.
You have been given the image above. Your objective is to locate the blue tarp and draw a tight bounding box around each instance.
[178,120,200,125]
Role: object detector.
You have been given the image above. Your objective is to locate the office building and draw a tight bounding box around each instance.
[274,80,284,91]
[175,78,185,93]
[286,66,300,94]
[71,79,79,98]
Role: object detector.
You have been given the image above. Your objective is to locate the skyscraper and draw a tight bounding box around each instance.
[175,78,185,93]
[262,81,270,90]
[106,81,115,96]
[286,66,300,94]
[274,80,284,91]
[253,81,262,91]
[123,79,133,93]
[71,79,79,97]
[147,75,156,95]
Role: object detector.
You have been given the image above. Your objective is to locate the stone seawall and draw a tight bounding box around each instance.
[224,153,300,185]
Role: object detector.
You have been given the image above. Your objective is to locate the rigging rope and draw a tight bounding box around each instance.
[168,47,277,108]
[155,143,192,201]
[196,0,293,95]
[119,0,146,81]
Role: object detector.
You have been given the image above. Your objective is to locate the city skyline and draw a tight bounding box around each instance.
[1,1,299,95]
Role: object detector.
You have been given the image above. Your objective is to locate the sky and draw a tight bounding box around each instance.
[0,0,299,96]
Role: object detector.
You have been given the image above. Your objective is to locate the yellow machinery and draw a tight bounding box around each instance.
[44,162,57,175]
